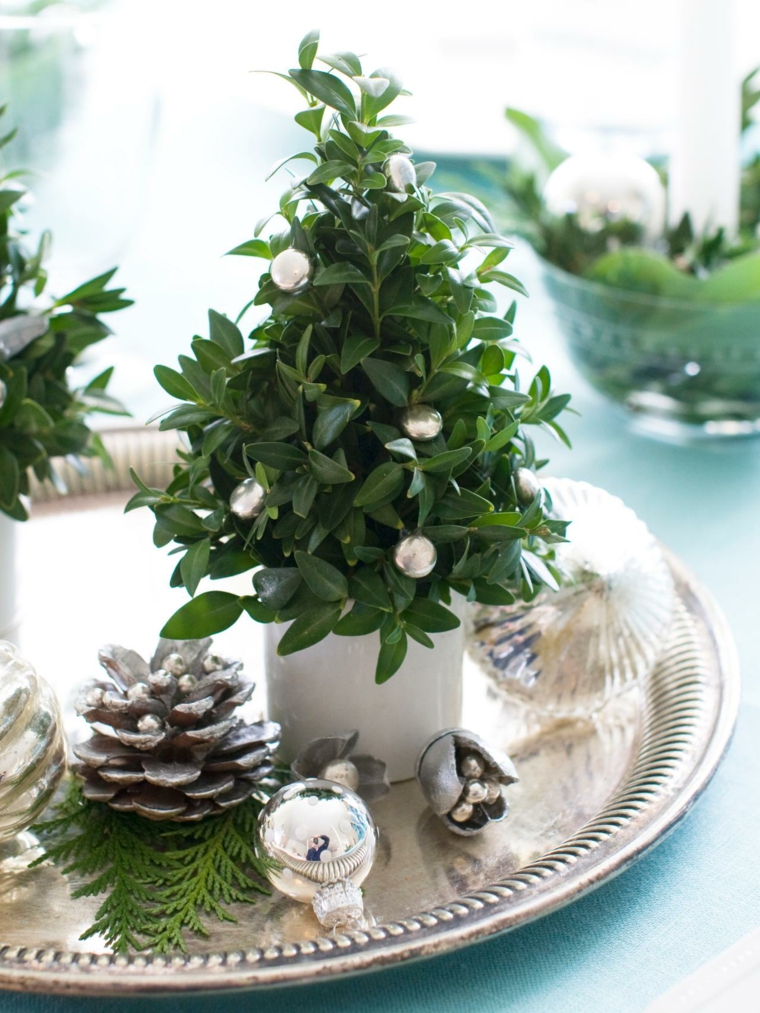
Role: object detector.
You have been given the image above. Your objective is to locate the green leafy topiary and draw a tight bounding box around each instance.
[0,104,131,519]
[135,32,571,684]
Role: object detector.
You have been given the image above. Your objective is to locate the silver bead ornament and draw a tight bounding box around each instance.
[161,652,187,677]
[321,759,360,793]
[0,378,6,410]
[384,153,416,193]
[177,673,198,694]
[514,467,541,506]
[416,728,518,837]
[270,248,313,293]
[0,640,67,844]
[230,477,266,521]
[258,778,378,929]
[392,532,437,579]
[543,153,666,243]
[291,730,390,804]
[399,404,443,442]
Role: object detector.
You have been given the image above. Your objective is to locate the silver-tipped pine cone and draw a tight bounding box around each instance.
[73,638,281,822]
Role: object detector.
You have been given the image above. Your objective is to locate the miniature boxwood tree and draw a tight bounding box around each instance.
[134,32,571,683]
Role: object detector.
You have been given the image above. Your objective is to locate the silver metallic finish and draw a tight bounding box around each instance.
[0,641,66,845]
[320,759,360,793]
[270,248,312,293]
[384,153,416,193]
[291,730,390,803]
[0,378,6,410]
[229,477,266,521]
[399,404,443,442]
[514,467,540,505]
[0,552,739,994]
[161,653,187,677]
[0,314,48,361]
[392,532,437,579]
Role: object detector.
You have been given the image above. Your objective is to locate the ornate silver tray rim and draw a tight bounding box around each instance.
[0,551,740,995]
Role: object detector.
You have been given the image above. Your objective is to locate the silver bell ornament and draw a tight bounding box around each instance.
[392,531,437,579]
[417,728,518,837]
[0,641,66,849]
[399,404,443,442]
[543,153,666,243]
[514,467,541,505]
[384,153,416,193]
[471,478,675,718]
[258,778,378,929]
[270,248,313,294]
[229,476,266,521]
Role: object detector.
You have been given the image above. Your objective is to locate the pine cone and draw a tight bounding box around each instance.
[73,637,280,822]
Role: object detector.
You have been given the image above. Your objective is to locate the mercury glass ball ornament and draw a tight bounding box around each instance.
[229,477,266,521]
[392,532,437,579]
[0,641,66,845]
[543,153,666,243]
[270,248,313,293]
[0,378,6,410]
[514,467,541,505]
[471,478,675,717]
[384,153,416,193]
[258,778,378,929]
[399,404,443,442]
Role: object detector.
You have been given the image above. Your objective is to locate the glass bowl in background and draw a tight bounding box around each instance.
[541,258,760,440]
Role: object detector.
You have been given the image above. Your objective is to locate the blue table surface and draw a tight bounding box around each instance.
[4,122,760,1010]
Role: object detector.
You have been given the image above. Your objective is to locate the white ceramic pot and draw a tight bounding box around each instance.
[0,512,19,645]
[265,596,466,782]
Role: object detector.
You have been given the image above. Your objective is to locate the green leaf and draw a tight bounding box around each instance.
[313,401,357,449]
[295,550,349,601]
[419,447,472,473]
[154,365,197,402]
[307,160,354,185]
[289,69,357,119]
[246,442,308,469]
[160,591,243,639]
[472,316,514,341]
[225,239,272,259]
[420,525,469,543]
[483,420,520,453]
[340,334,378,372]
[292,475,319,517]
[298,29,319,69]
[253,567,303,609]
[375,630,407,683]
[391,299,451,325]
[354,462,404,509]
[277,602,342,655]
[334,604,384,636]
[403,597,460,632]
[385,437,417,461]
[505,107,567,172]
[362,358,409,407]
[180,539,210,596]
[308,449,355,484]
[208,310,244,358]
[313,262,371,286]
[0,445,20,511]
[349,568,392,611]
[483,270,529,297]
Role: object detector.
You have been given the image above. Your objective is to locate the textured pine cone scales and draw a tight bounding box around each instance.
[73,637,280,822]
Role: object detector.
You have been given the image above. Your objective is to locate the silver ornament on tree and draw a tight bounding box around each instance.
[229,477,266,521]
[0,641,66,855]
[258,778,378,929]
[291,730,390,803]
[543,153,666,243]
[514,467,541,505]
[399,404,443,442]
[0,378,6,411]
[0,315,48,361]
[392,531,437,579]
[384,153,416,193]
[416,728,518,836]
[270,248,313,294]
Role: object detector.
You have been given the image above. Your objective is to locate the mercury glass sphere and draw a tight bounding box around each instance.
[0,641,66,844]
[514,467,541,505]
[230,477,266,521]
[399,404,443,442]
[392,532,437,579]
[270,248,312,293]
[384,153,416,193]
[258,779,377,907]
[543,153,666,242]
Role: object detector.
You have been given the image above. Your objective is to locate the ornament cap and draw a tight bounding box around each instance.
[311,879,364,929]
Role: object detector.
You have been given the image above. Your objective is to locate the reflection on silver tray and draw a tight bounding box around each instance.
[0,551,739,995]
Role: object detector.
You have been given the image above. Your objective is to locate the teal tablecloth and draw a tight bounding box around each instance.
[3,247,760,1013]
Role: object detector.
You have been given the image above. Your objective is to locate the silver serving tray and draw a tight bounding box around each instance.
[0,551,739,995]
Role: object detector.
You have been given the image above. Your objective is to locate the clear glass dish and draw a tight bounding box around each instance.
[541,258,760,439]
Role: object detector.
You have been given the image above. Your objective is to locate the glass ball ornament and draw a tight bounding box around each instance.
[258,778,378,928]
[0,641,66,845]
[392,532,437,579]
[270,248,313,293]
[384,153,416,193]
[514,467,541,505]
[229,477,266,521]
[543,153,666,243]
[399,404,443,442]
[471,478,675,717]
[0,378,6,411]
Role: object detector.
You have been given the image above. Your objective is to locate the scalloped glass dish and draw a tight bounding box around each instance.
[541,259,760,440]
[470,478,675,720]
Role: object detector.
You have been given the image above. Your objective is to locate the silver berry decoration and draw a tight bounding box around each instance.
[230,477,266,521]
[161,652,187,677]
[399,404,443,442]
[321,758,360,792]
[459,753,484,779]
[392,532,437,579]
[270,248,312,293]
[203,654,225,673]
[514,467,541,505]
[0,378,6,410]
[384,153,416,193]
[291,730,390,803]
[177,673,198,694]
